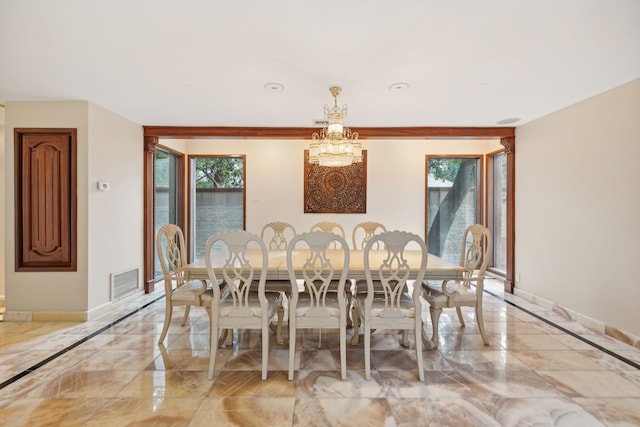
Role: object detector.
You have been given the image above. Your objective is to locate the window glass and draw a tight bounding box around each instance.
[189,156,245,261]
[426,157,480,263]
[492,152,507,273]
[154,149,179,278]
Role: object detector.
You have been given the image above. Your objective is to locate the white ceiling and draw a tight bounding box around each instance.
[1,0,639,128]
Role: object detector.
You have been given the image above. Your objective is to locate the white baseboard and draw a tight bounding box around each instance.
[513,287,639,348]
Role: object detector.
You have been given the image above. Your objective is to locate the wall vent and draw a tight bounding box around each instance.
[312,119,328,126]
[111,267,140,302]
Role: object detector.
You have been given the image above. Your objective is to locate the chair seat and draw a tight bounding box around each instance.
[367,293,415,318]
[172,280,208,301]
[293,293,346,318]
[423,281,477,304]
[352,292,415,323]
[218,292,282,319]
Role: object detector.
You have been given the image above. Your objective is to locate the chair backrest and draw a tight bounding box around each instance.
[310,222,345,249]
[287,231,350,315]
[459,224,492,282]
[363,230,428,313]
[310,221,345,237]
[204,230,269,309]
[352,221,387,250]
[260,221,296,250]
[156,224,188,289]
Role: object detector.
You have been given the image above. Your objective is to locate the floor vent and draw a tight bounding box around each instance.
[111,267,140,302]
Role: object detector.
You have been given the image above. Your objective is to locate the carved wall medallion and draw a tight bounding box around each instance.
[304,150,367,213]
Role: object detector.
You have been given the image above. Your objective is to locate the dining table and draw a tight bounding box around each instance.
[184,248,464,283]
[183,248,465,348]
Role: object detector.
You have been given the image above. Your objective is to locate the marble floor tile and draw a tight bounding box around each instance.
[1,278,639,425]
[573,397,640,426]
[190,396,295,427]
[538,370,640,397]
[85,397,203,426]
[510,349,606,371]
[117,370,213,398]
[387,396,499,427]
[0,397,106,427]
[296,370,386,398]
[441,349,531,371]
[481,397,604,426]
[293,397,395,427]
[455,369,565,399]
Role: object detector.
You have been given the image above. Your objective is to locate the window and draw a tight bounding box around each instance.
[426,156,482,263]
[188,155,245,261]
[154,148,181,278]
[488,151,507,274]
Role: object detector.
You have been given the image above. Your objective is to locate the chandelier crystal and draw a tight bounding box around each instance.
[309,86,362,167]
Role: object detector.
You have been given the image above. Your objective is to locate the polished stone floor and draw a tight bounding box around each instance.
[0,280,639,426]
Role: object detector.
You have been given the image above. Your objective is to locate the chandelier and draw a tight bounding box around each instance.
[309,86,362,167]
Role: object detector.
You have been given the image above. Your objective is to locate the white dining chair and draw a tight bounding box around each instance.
[204,230,282,380]
[422,224,492,348]
[310,222,346,249]
[351,221,387,250]
[350,221,388,331]
[353,230,427,381]
[259,221,297,344]
[156,224,213,344]
[260,221,297,250]
[286,231,350,380]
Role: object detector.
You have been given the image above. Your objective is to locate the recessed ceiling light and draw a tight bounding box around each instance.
[389,82,410,92]
[264,82,284,92]
[496,117,520,125]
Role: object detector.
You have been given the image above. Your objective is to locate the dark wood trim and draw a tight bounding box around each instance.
[143,136,158,292]
[142,126,516,295]
[143,126,515,139]
[14,128,77,271]
[486,154,496,269]
[501,136,516,293]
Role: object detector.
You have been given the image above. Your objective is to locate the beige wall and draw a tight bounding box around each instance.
[0,107,4,298]
[5,80,637,339]
[3,101,142,317]
[516,78,640,336]
[171,138,502,239]
[87,103,143,310]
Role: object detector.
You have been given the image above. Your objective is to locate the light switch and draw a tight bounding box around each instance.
[97,181,110,191]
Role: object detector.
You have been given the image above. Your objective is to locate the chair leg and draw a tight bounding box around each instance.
[415,318,424,381]
[401,330,409,347]
[181,305,191,326]
[455,306,465,327]
[262,319,269,380]
[476,302,489,345]
[288,316,296,381]
[276,304,285,345]
[158,304,172,344]
[217,329,229,347]
[340,316,347,380]
[429,306,442,349]
[350,301,360,345]
[208,319,219,380]
[364,323,371,380]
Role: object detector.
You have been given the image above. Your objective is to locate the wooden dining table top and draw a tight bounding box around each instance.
[184,248,464,282]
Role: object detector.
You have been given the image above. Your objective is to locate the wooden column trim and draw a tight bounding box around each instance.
[501,136,516,293]
[143,136,159,293]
